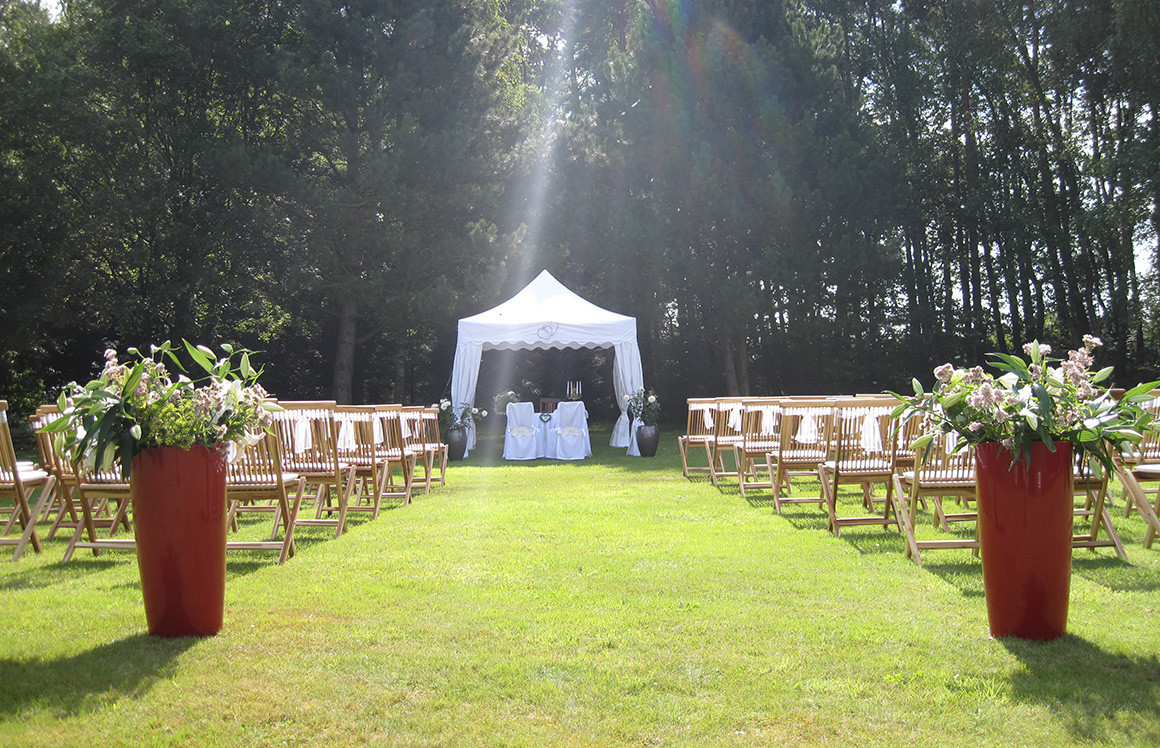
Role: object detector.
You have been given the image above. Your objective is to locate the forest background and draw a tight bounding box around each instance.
[2,0,1159,428]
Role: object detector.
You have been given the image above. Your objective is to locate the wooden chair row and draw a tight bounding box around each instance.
[7,400,450,565]
[678,395,1140,565]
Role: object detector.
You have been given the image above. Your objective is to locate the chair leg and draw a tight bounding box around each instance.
[11,480,54,560]
[278,479,306,564]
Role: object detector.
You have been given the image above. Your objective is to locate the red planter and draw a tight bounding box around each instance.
[975,441,1074,640]
[131,446,228,637]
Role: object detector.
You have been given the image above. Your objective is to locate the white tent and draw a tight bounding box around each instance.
[450,270,644,455]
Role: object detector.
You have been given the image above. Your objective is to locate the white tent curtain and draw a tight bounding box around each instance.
[450,270,645,456]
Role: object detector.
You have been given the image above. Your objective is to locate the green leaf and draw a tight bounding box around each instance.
[990,352,1030,377]
[1090,366,1113,384]
[184,341,215,374]
[120,362,144,398]
[1120,381,1160,402]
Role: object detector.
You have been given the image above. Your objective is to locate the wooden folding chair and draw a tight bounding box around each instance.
[0,401,56,560]
[62,460,135,562]
[332,404,391,520]
[225,431,306,564]
[709,397,745,486]
[29,405,82,540]
[1114,462,1160,550]
[678,397,716,479]
[374,405,417,506]
[817,396,899,538]
[1119,397,1160,518]
[270,401,355,539]
[1070,452,1125,559]
[891,438,978,565]
[766,398,833,514]
[400,405,435,494]
[420,406,448,488]
[734,398,781,498]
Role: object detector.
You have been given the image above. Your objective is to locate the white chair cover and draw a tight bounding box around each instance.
[552,401,591,460]
[504,402,545,460]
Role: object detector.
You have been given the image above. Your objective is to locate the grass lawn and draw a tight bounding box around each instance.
[2,426,1158,746]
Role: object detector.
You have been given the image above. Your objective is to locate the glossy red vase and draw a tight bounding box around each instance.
[975,441,1073,640]
[131,446,228,637]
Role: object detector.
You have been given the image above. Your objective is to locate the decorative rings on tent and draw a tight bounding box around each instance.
[537,322,560,341]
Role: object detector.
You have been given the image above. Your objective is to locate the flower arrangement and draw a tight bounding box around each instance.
[892,335,1159,470]
[625,387,661,427]
[436,399,487,434]
[43,341,279,478]
[492,390,521,416]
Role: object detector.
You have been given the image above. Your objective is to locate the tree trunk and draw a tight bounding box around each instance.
[332,299,358,404]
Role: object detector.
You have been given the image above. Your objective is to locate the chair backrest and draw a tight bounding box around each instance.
[684,398,716,442]
[270,400,341,476]
[1132,395,1160,465]
[555,401,587,430]
[420,407,442,446]
[227,430,285,485]
[777,398,835,458]
[828,396,898,474]
[740,398,781,453]
[507,401,536,427]
[374,404,409,459]
[713,397,746,445]
[334,405,379,465]
[0,401,24,490]
[400,406,427,453]
[29,405,66,481]
[912,434,975,487]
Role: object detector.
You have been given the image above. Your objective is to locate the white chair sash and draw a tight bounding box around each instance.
[794,415,819,444]
[759,406,779,435]
[860,415,884,453]
[336,415,357,450]
[293,417,313,453]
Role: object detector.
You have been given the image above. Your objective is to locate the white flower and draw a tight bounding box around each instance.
[623,394,631,402]
[480,410,488,417]
[647,395,656,404]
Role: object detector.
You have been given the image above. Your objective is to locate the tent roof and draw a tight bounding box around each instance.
[458,270,636,350]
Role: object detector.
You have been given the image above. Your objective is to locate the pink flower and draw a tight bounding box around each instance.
[934,364,954,383]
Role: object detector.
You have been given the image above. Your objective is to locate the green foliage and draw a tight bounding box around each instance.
[2,0,1160,409]
[42,341,279,478]
[894,335,1160,471]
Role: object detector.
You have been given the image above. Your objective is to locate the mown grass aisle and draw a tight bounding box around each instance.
[2,429,1158,746]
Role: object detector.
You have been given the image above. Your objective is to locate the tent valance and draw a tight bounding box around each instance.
[450,270,644,455]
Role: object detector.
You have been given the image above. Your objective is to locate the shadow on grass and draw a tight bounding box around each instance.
[0,633,195,719]
[923,559,986,598]
[1002,635,1160,744]
[1071,555,1159,593]
[0,558,120,593]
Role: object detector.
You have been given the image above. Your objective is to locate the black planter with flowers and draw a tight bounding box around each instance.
[446,428,468,461]
[626,387,661,457]
[636,424,660,457]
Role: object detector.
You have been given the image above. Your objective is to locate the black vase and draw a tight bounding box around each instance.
[636,424,660,457]
[447,428,468,461]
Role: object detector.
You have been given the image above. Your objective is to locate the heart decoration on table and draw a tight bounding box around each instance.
[539,413,553,423]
